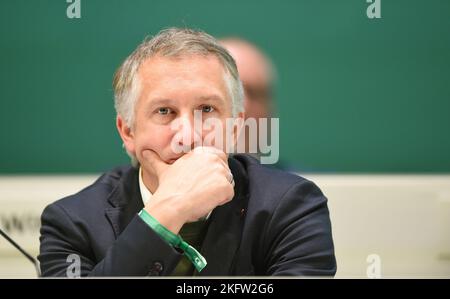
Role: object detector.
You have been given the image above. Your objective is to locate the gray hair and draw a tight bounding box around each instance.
[113,28,244,166]
[113,27,244,129]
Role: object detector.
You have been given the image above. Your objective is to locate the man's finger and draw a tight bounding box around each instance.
[142,150,168,175]
[193,146,228,164]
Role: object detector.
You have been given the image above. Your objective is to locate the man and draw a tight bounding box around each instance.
[220,38,275,122]
[220,37,294,171]
[38,28,336,276]
[220,38,275,159]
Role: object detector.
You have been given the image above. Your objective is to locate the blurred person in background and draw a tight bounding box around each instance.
[221,38,297,172]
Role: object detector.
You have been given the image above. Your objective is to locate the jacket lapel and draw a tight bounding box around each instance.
[198,156,249,276]
[105,167,143,238]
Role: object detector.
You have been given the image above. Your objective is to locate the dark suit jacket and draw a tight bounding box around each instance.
[38,154,336,276]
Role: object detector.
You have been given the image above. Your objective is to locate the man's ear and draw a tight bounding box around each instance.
[116,115,136,156]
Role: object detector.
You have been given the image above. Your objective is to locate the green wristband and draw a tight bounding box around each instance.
[138,209,207,272]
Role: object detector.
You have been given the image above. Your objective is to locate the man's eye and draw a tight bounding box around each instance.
[201,105,214,113]
[157,108,172,115]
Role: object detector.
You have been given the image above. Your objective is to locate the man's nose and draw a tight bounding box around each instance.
[176,113,202,152]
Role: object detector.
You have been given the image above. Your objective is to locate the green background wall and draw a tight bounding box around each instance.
[1,0,449,173]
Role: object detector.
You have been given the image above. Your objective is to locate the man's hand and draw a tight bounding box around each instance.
[141,147,235,234]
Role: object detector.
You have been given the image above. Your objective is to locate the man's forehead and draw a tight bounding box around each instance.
[136,54,231,104]
[138,53,226,76]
